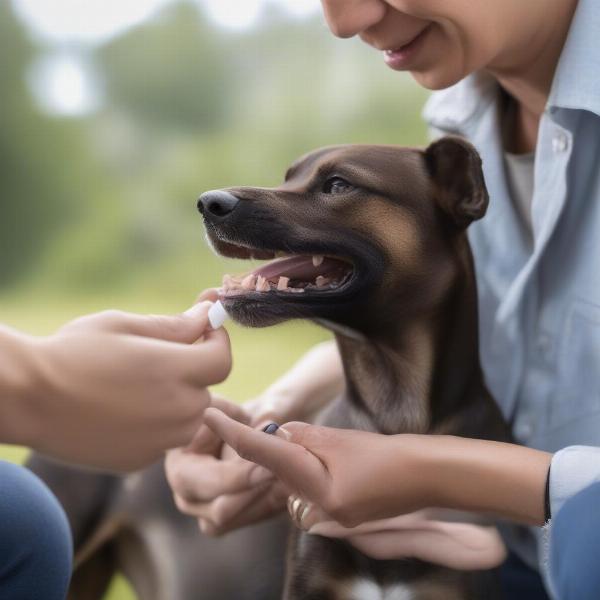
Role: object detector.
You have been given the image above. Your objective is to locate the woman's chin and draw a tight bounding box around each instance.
[410,65,466,91]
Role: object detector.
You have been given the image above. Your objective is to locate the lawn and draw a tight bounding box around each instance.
[0,294,329,599]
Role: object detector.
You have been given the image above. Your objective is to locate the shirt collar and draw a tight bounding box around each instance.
[548,0,600,117]
[423,0,600,130]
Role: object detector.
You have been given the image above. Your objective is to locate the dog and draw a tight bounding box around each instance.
[197,136,510,599]
[28,136,509,599]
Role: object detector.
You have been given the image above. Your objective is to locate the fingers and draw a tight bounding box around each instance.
[286,495,325,531]
[308,511,434,538]
[204,408,329,501]
[196,288,220,303]
[166,450,272,503]
[186,326,232,384]
[62,302,215,344]
[174,482,287,537]
[346,523,507,569]
[199,484,288,536]
[185,397,250,454]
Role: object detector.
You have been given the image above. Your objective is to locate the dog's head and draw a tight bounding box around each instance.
[198,137,488,337]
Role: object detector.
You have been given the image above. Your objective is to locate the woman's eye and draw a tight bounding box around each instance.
[322,177,353,195]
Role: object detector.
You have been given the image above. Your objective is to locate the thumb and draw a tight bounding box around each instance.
[95,302,214,344]
[204,408,329,500]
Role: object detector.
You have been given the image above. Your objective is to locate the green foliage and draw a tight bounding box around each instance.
[0,1,429,299]
[0,2,78,286]
[98,3,230,134]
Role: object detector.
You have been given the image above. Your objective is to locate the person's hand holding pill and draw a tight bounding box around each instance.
[0,300,231,471]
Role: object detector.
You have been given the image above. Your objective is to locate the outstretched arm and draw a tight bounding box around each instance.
[204,409,552,527]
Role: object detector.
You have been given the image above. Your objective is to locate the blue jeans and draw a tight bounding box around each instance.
[0,461,72,600]
[550,481,600,600]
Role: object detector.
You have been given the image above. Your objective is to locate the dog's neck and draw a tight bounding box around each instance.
[334,258,486,435]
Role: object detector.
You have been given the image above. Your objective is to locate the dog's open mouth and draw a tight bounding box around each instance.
[203,221,383,328]
[214,239,354,299]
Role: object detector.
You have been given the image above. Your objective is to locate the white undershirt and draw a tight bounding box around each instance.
[504,151,535,237]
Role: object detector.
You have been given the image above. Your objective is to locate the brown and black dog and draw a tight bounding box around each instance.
[28,137,509,599]
[197,136,510,599]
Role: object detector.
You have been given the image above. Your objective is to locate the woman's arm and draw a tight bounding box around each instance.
[204,411,552,528]
[426,435,551,525]
[250,340,345,422]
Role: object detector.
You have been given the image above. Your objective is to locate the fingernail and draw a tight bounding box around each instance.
[184,301,211,317]
[262,422,279,435]
[249,466,273,485]
[278,426,292,440]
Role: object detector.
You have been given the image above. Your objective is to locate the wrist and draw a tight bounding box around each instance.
[425,435,552,524]
[0,327,41,446]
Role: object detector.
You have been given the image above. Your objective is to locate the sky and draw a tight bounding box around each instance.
[11,0,322,116]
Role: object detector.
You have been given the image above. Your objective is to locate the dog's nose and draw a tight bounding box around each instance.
[197,190,240,219]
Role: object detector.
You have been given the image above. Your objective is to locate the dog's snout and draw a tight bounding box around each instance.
[197,190,240,219]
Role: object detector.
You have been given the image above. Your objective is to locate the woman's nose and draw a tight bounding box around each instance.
[321,0,387,38]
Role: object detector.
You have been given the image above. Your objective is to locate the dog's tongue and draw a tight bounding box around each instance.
[252,255,344,281]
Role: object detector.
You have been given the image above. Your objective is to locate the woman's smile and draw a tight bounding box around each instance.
[382,24,433,70]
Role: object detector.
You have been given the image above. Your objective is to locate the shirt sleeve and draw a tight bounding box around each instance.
[538,445,600,598]
[549,445,600,516]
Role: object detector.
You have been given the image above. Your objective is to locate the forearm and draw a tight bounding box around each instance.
[423,435,552,525]
[0,325,38,446]
[257,340,344,422]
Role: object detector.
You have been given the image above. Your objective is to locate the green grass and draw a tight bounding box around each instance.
[0,293,330,599]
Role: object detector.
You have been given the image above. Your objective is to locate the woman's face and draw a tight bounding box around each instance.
[320,0,542,89]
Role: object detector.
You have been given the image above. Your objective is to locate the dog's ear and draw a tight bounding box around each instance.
[423,136,489,228]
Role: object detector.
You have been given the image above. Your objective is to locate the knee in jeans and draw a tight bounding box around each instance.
[0,461,72,572]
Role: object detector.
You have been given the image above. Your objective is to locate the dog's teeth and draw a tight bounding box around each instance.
[277,276,290,291]
[315,276,330,288]
[241,274,257,290]
[312,255,324,267]
[255,276,270,292]
[289,288,305,293]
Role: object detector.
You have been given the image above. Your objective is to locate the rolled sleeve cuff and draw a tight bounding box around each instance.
[538,446,600,599]
[549,445,600,517]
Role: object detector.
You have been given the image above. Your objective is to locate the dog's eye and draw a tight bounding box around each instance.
[322,177,353,195]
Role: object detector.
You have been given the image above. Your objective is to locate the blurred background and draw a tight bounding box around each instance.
[0,0,428,597]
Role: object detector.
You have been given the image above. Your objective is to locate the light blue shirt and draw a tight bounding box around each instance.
[423,0,600,595]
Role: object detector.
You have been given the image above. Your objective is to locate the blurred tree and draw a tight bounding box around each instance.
[98,2,229,134]
[0,1,92,288]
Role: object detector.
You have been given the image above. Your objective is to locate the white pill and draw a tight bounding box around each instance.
[208,300,229,329]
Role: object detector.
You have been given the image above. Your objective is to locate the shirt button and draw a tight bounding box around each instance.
[515,420,534,440]
[552,132,569,153]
